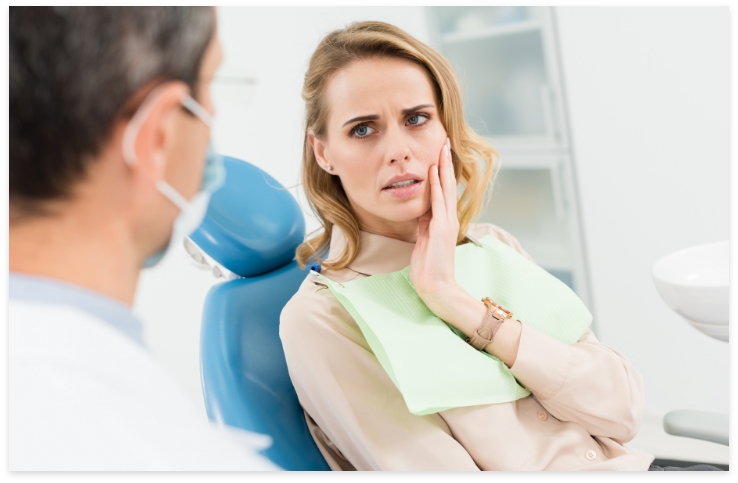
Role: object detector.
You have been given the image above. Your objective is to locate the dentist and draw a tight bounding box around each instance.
[9,7,277,470]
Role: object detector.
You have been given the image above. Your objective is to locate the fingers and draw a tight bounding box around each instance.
[437,138,458,224]
[428,161,445,222]
[417,208,431,244]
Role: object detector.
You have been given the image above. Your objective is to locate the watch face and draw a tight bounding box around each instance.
[482,297,494,310]
[482,297,512,319]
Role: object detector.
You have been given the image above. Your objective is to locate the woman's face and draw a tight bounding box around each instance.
[310,56,448,240]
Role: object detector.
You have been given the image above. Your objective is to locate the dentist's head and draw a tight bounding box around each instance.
[10,7,222,304]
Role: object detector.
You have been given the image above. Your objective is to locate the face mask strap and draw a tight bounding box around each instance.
[121,85,169,167]
[122,88,212,167]
[122,85,214,212]
[181,94,213,127]
[155,180,190,212]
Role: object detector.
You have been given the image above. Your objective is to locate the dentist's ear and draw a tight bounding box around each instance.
[308,131,334,174]
[123,82,191,186]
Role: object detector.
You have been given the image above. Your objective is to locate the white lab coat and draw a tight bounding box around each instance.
[9,299,279,471]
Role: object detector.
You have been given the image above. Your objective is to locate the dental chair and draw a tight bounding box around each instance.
[186,156,330,471]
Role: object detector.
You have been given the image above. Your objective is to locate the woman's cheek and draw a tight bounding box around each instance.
[343,167,377,205]
[418,126,447,165]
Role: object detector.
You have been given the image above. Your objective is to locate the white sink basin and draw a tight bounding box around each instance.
[652,241,729,342]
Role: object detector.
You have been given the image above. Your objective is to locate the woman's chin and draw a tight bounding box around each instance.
[380,201,430,223]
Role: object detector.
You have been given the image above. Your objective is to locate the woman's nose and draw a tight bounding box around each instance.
[389,154,410,164]
[385,129,412,164]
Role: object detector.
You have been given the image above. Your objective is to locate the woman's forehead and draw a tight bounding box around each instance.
[326,57,436,122]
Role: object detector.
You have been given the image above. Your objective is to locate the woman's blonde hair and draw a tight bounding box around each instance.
[296,21,499,270]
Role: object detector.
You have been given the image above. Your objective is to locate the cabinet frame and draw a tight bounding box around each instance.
[427,6,596,326]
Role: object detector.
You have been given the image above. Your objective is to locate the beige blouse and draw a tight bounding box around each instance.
[280,223,654,471]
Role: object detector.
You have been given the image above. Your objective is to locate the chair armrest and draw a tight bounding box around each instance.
[663,410,728,445]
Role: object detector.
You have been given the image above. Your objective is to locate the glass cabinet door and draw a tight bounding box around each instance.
[428,6,593,313]
[429,6,561,148]
[478,157,585,294]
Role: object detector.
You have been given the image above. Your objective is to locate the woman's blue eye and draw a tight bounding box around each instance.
[407,114,429,126]
[351,124,374,138]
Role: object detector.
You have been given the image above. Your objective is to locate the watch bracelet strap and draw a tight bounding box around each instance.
[467,311,506,351]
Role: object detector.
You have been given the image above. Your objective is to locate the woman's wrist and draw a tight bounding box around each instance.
[485,319,522,368]
[419,283,522,367]
[418,282,486,336]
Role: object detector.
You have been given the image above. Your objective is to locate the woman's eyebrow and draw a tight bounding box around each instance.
[342,104,435,127]
[401,103,434,115]
[343,114,378,127]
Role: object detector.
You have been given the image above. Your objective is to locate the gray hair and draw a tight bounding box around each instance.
[10,6,216,218]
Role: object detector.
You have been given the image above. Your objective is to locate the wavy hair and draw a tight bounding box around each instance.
[296,21,499,270]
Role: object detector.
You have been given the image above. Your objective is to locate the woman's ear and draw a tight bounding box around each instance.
[308,131,334,174]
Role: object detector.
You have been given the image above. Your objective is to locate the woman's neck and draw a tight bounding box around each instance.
[357,217,420,244]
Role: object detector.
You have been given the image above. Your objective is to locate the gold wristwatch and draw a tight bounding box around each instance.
[466,297,513,351]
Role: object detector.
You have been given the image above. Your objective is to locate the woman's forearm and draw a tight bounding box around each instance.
[426,283,522,367]
[508,326,645,442]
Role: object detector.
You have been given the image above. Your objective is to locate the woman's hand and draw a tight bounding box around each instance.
[409,138,458,299]
[409,138,481,329]
[409,137,522,366]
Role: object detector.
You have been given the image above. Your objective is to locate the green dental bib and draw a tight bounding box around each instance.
[317,234,592,416]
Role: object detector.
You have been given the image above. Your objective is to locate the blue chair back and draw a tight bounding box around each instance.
[191,156,330,471]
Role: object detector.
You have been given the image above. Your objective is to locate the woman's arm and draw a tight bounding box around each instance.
[409,140,644,443]
[423,284,523,367]
[409,139,522,367]
[509,325,645,443]
[418,273,643,444]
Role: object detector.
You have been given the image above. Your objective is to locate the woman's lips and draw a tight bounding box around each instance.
[382,180,424,199]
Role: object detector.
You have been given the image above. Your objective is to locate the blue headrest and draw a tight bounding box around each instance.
[189,156,305,278]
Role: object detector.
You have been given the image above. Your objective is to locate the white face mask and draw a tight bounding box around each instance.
[121,86,225,268]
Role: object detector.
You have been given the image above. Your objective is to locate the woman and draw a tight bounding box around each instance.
[280,21,705,471]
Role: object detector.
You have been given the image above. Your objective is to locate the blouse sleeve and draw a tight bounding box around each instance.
[509,325,645,444]
[476,224,645,444]
[279,280,481,471]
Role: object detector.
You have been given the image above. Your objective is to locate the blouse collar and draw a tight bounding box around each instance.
[325,224,416,276]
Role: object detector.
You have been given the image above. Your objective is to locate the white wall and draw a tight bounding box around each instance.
[134,7,730,463]
[555,6,729,459]
[556,5,729,415]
